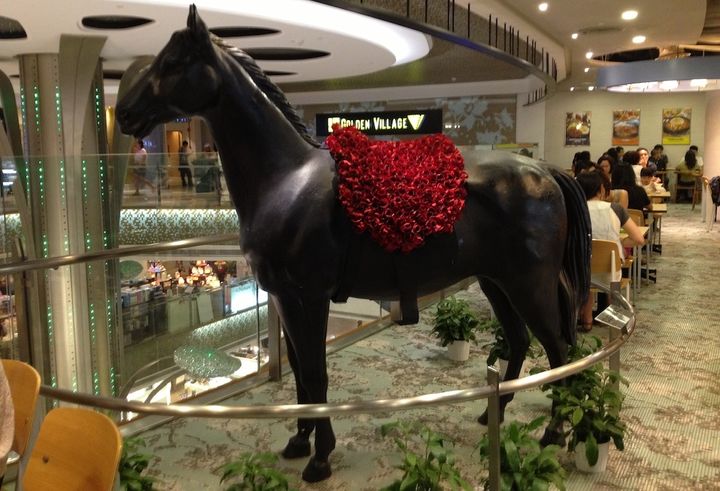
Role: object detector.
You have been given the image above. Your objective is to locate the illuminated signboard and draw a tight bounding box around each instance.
[316,109,443,136]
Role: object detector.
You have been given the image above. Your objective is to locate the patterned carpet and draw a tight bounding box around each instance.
[138,203,720,490]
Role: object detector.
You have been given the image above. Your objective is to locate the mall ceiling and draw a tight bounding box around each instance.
[0,0,716,95]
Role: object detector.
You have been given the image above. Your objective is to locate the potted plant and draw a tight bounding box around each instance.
[478,318,511,376]
[379,420,471,491]
[118,437,156,490]
[541,336,628,473]
[217,452,295,490]
[431,296,479,361]
[477,416,566,490]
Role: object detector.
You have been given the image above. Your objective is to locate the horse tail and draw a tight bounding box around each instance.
[548,167,591,346]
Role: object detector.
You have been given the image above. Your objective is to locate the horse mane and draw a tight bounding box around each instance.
[210,35,320,148]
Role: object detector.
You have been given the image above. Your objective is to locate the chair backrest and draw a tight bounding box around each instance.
[591,239,622,276]
[23,407,122,491]
[627,208,645,226]
[1,359,41,456]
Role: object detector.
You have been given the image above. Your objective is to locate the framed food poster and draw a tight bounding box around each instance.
[662,108,691,145]
[565,112,591,146]
[612,110,640,146]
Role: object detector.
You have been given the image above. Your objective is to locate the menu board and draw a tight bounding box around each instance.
[565,112,591,146]
[662,108,691,145]
[612,110,640,146]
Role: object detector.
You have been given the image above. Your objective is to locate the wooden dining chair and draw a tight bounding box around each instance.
[627,208,645,226]
[1,359,41,464]
[22,407,122,491]
[674,174,702,209]
[591,239,631,301]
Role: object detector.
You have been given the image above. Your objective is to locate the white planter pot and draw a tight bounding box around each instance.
[447,340,470,361]
[574,440,610,473]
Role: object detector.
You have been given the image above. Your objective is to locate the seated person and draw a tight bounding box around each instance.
[613,163,651,211]
[576,172,645,332]
[675,149,702,201]
[640,167,666,195]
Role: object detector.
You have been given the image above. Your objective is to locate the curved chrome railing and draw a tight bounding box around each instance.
[39,285,634,419]
[0,233,239,274]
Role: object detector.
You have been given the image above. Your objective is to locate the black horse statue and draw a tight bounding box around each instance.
[117,6,590,483]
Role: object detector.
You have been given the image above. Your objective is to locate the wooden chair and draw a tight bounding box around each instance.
[627,208,645,226]
[22,407,122,491]
[1,359,41,463]
[674,174,702,209]
[591,239,631,301]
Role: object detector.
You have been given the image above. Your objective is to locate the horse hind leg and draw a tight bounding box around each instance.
[477,278,530,425]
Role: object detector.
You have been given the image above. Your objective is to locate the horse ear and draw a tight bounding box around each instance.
[187,4,208,36]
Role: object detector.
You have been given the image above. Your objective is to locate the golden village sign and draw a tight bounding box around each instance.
[316,109,443,136]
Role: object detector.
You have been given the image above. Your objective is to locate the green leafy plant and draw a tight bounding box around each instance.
[217,452,294,491]
[431,297,480,346]
[119,437,156,491]
[380,420,471,491]
[477,417,566,491]
[535,336,628,466]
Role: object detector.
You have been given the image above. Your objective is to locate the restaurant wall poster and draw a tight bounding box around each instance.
[565,112,591,146]
[662,108,691,145]
[612,110,640,146]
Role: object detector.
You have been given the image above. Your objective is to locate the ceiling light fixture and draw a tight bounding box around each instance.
[621,10,638,20]
[588,86,595,91]
[571,32,579,40]
[584,67,590,73]
[632,35,646,44]
[598,56,720,92]
[585,51,593,59]
[538,3,549,12]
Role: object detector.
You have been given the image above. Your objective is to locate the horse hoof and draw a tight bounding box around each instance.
[539,428,566,448]
[302,457,332,483]
[477,409,504,426]
[281,435,311,459]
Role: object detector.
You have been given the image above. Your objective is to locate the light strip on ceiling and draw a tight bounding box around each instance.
[597,56,720,92]
[118,0,430,66]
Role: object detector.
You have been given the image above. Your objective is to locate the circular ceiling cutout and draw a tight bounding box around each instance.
[244,47,329,61]
[593,47,659,63]
[81,15,154,30]
[0,16,27,39]
[103,69,124,80]
[209,26,280,38]
[264,70,297,77]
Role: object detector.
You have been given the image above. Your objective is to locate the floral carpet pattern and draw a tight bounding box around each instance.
[139,204,720,490]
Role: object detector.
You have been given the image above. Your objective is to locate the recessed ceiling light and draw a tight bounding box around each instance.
[570,86,575,91]
[571,32,579,40]
[584,67,590,73]
[588,86,595,91]
[585,51,594,59]
[621,10,638,20]
[632,35,646,44]
[538,3,549,12]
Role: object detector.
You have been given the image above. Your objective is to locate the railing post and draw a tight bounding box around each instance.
[486,365,501,491]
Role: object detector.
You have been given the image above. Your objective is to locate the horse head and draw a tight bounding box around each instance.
[116,5,222,137]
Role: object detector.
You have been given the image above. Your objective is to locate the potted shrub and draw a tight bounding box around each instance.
[541,336,628,473]
[118,436,156,490]
[379,420,471,490]
[477,416,566,490]
[217,452,295,490]
[431,296,479,361]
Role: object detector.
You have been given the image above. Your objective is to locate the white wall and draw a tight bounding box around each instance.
[704,92,720,180]
[544,91,707,169]
[516,96,546,159]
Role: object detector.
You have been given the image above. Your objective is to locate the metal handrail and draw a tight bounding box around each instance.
[0,233,239,275]
[39,286,634,419]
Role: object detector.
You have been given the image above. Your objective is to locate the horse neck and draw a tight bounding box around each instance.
[202,57,314,220]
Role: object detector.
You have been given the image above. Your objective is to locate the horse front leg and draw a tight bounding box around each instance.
[272,292,336,483]
[280,331,313,459]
